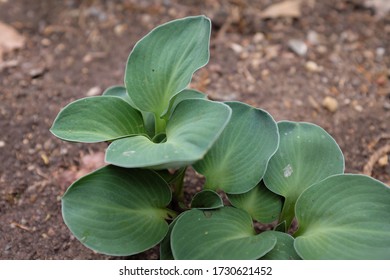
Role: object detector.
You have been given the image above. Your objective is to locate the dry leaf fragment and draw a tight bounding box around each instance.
[0,21,25,61]
[260,0,302,19]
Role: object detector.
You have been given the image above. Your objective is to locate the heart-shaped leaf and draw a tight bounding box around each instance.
[50,96,145,143]
[105,99,231,169]
[62,165,174,256]
[263,121,344,227]
[125,16,210,117]
[228,181,282,223]
[102,85,132,105]
[160,215,183,260]
[191,190,224,210]
[103,86,155,137]
[260,231,301,260]
[294,174,390,260]
[162,88,206,120]
[193,102,279,194]
[171,207,277,259]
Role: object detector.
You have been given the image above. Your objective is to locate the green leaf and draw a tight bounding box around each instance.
[105,99,231,169]
[274,221,286,232]
[103,86,155,137]
[102,85,132,105]
[294,174,390,260]
[50,96,145,143]
[263,121,344,227]
[125,16,211,116]
[191,190,223,210]
[160,217,180,260]
[193,102,279,194]
[162,89,206,120]
[228,181,283,223]
[171,207,277,259]
[260,231,301,260]
[160,213,189,260]
[62,165,174,256]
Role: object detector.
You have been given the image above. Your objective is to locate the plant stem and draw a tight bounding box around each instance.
[154,114,166,135]
[278,197,296,232]
[165,208,178,220]
[171,167,187,203]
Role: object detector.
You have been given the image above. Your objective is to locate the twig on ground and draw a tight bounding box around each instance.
[363,144,390,176]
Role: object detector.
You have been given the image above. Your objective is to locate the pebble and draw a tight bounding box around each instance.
[376,47,385,59]
[253,32,265,43]
[41,38,51,47]
[322,96,338,112]
[230,43,244,54]
[354,104,363,112]
[0,140,5,147]
[86,86,102,96]
[305,61,322,72]
[316,45,328,54]
[351,100,363,112]
[288,39,308,56]
[29,67,46,78]
[114,24,127,36]
[307,30,320,45]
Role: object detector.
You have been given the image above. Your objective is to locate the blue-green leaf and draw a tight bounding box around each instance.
[193,102,279,194]
[103,85,155,137]
[50,96,145,143]
[228,181,282,223]
[162,88,207,120]
[295,174,390,260]
[191,190,223,210]
[125,16,211,117]
[62,165,174,256]
[263,121,344,227]
[105,99,231,169]
[171,207,277,259]
[102,85,133,105]
[260,231,301,260]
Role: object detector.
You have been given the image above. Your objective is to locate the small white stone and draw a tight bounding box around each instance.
[0,140,5,148]
[230,43,244,54]
[307,30,320,45]
[253,32,265,43]
[354,104,363,112]
[376,47,385,59]
[288,39,308,56]
[305,60,322,72]
[86,86,102,96]
[114,24,127,36]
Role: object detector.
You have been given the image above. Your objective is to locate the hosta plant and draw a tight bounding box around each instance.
[51,16,390,260]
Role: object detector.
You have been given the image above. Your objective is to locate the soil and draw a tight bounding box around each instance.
[1,0,389,260]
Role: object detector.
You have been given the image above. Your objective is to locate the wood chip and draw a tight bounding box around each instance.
[10,222,32,232]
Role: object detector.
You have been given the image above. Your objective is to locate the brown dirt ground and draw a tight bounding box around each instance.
[1,0,389,260]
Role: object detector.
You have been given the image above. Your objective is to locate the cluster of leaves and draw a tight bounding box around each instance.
[50,16,390,260]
